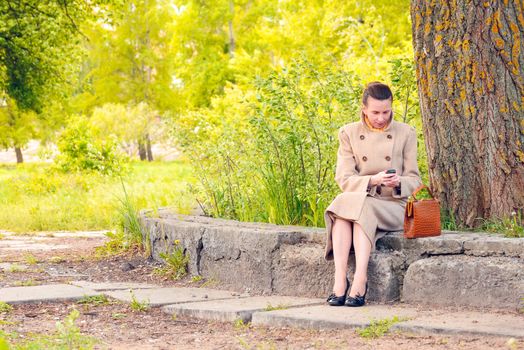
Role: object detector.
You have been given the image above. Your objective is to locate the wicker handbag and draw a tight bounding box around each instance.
[404,184,441,239]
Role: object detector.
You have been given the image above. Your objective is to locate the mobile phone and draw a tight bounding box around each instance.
[386,169,396,174]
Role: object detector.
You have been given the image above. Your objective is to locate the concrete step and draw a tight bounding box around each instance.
[104,287,241,306]
[251,304,524,338]
[0,284,98,304]
[70,281,158,291]
[162,295,323,323]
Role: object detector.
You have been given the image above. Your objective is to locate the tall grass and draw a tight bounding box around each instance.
[117,179,144,247]
[173,56,425,228]
[0,160,196,233]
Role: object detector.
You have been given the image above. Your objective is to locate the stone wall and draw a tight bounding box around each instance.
[140,209,524,311]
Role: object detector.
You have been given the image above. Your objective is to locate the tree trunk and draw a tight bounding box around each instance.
[146,133,153,162]
[14,147,23,164]
[138,140,147,161]
[228,0,235,57]
[411,0,524,227]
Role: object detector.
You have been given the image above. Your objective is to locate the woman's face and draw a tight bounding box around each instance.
[362,96,392,129]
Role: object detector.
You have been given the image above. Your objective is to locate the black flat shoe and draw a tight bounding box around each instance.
[327,277,350,306]
[345,282,368,307]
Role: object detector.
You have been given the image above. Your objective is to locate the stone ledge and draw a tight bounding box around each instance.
[402,255,524,310]
[377,230,524,260]
[140,209,524,310]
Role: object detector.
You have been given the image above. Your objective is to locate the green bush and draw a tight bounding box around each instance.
[55,116,128,176]
[173,55,425,227]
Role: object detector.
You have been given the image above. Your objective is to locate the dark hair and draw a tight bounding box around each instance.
[362,81,393,106]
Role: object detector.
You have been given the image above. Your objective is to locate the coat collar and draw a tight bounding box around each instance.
[360,113,395,132]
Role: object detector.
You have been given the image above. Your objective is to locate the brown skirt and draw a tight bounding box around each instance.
[324,194,406,261]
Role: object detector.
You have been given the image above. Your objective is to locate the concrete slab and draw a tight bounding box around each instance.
[252,304,419,329]
[40,231,109,238]
[0,239,70,251]
[0,284,98,304]
[0,231,109,238]
[105,287,239,306]
[0,263,28,272]
[392,311,524,338]
[162,296,324,323]
[70,281,158,291]
[251,304,524,338]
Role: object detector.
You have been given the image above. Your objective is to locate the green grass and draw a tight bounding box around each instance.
[233,318,251,330]
[24,254,38,265]
[76,295,110,306]
[0,309,98,349]
[356,316,407,339]
[263,303,290,311]
[477,212,524,238]
[13,279,38,287]
[190,275,203,283]
[0,301,13,313]
[153,240,190,280]
[129,290,150,312]
[111,313,127,320]
[7,264,25,273]
[441,208,524,238]
[0,160,196,233]
[49,256,66,263]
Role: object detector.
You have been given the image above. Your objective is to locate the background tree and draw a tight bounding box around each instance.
[0,96,36,163]
[76,0,177,161]
[0,0,111,162]
[411,0,524,226]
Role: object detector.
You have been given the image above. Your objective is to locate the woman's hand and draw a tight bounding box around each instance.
[370,171,400,187]
[383,173,400,188]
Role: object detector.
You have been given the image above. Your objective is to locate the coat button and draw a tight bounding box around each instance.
[360,135,365,140]
[387,134,392,139]
[385,156,391,161]
[362,156,368,161]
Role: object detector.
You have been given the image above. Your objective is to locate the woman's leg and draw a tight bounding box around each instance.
[349,222,371,297]
[332,217,353,296]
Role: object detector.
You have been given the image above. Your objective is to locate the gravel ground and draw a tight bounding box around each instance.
[0,233,521,349]
[1,301,517,350]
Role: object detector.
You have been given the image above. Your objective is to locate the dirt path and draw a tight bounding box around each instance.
[0,232,521,349]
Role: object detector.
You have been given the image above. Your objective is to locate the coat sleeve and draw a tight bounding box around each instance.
[393,127,422,198]
[334,127,377,195]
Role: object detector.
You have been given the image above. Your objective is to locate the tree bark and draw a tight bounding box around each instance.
[411,0,524,226]
[228,0,235,57]
[14,147,23,164]
[138,140,147,161]
[146,133,153,161]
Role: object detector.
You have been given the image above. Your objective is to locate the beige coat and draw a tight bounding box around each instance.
[323,118,422,261]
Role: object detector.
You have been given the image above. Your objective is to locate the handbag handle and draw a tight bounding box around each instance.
[411,184,435,200]
[406,184,436,217]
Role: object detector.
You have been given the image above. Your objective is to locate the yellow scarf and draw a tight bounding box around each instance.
[363,114,392,132]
